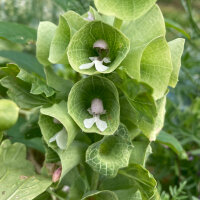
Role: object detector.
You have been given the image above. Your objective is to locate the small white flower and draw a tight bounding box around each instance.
[79,39,111,72]
[79,57,111,72]
[84,98,107,132]
[49,128,68,150]
[84,11,95,21]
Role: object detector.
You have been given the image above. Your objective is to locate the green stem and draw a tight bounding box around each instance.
[47,188,66,200]
[113,17,123,29]
[91,171,99,191]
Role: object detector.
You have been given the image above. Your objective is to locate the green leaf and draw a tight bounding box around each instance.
[115,189,142,200]
[63,11,88,35]
[121,5,165,83]
[40,101,79,149]
[17,69,55,97]
[94,0,156,21]
[165,19,190,39]
[0,21,36,44]
[156,131,188,159]
[86,124,133,177]
[0,66,48,109]
[49,15,70,64]
[36,22,57,66]
[0,51,45,77]
[52,0,92,14]
[39,114,87,181]
[130,140,151,166]
[68,76,120,135]
[82,190,118,200]
[119,164,158,200]
[0,39,22,64]
[0,140,52,200]
[67,21,130,75]
[0,99,19,131]
[168,38,185,88]
[44,67,73,96]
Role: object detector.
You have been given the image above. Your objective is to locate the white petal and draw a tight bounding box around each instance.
[89,57,98,61]
[49,133,59,143]
[96,118,107,132]
[79,62,94,70]
[84,117,95,129]
[94,60,109,72]
[56,128,68,150]
[103,57,111,63]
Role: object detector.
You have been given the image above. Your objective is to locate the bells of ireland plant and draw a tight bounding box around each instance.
[67,21,130,75]
[68,76,120,135]
[0,99,19,131]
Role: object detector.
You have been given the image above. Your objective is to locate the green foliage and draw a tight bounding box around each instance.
[0,0,188,199]
[0,140,51,200]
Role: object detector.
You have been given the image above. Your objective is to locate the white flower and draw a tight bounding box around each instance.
[84,98,107,132]
[49,128,68,150]
[84,11,95,21]
[79,39,111,72]
[79,57,111,72]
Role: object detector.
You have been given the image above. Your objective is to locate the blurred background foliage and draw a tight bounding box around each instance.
[0,0,199,199]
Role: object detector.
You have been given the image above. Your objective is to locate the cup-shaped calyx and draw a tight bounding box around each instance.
[86,124,133,177]
[68,76,120,135]
[67,21,130,75]
[0,99,19,131]
[94,0,157,21]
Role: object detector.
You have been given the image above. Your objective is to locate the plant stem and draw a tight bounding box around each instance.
[47,188,66,200]
[113,17,123,29]
[91,170,99,191]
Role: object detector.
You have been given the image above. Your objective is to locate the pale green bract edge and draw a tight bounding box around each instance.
[36,21,57,66]
[86,124,133,177]
[40,101,79,148]
[62,10,88,36]
[0,99,19,131]
[0,140,52,200]
[68,76,120,135]
[67,21,130,75]
[82,190,118,200]
[168,38,185,88]
[38,114,87,182]
[49,15,70,64]
[94,0,157,21]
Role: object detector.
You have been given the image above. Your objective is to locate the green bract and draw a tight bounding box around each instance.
[0,99,19,131]
[67,21,130,75]
[86,124,133,177]
[94,0,157,21]
[68,76,120,135]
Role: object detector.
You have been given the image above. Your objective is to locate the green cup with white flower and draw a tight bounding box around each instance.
[67,21,130,75]
[68,76,120,135]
